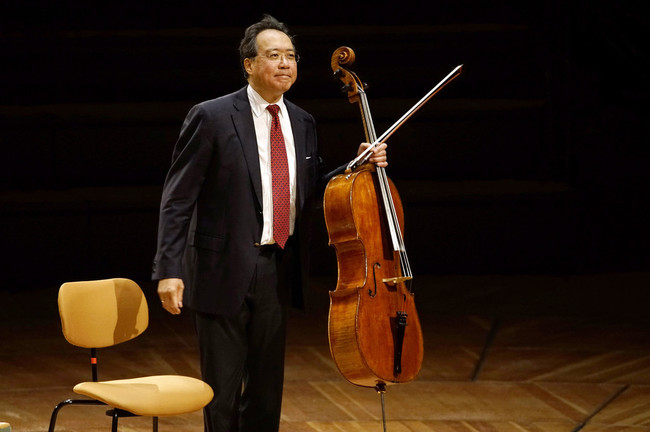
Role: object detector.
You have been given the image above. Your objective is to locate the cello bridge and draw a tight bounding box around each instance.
[382,276,413,285]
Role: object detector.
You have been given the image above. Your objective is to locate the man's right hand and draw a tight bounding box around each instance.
[157,278,184,315]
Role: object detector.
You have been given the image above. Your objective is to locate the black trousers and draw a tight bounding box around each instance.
[192,245,290,432]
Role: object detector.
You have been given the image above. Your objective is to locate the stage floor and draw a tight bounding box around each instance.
[1,273,649,431]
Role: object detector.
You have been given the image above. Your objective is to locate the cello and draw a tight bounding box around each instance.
[323,47,462,428]
[324,46,422,389]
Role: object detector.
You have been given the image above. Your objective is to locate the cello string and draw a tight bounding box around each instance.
[358,77,413,311]
[359,86,413,285]
[359,90,401,251]
[358,88,407,314]
[359,91,413,314]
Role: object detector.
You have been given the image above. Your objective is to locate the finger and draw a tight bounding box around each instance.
[171,293,183,314]
[166,302,181,315]
[168,293,181,314]
[173,284,184,310]
[160,296,180,315]
[371,155,388,167]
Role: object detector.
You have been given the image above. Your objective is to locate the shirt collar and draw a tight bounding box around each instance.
[247,85,287,119]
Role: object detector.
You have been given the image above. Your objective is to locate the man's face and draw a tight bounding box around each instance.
[245,29,298,103]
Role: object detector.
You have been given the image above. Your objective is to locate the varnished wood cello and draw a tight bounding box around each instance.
[323,47,462,426]
[324,46,423,392]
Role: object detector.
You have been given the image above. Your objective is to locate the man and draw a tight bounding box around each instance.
[152,15,387,432]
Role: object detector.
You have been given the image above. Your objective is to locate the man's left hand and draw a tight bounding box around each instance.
[358,142,388,168]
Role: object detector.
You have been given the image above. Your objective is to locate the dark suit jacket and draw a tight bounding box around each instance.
[152,87,336,315]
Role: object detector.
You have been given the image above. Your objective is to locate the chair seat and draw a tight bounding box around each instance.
[74,375,214,417]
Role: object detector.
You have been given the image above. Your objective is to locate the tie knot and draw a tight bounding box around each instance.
[267,104,280,117]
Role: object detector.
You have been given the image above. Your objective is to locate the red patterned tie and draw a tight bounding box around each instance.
[267,104,290,248]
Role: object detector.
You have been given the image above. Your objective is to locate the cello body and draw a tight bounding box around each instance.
[325,164,423,387]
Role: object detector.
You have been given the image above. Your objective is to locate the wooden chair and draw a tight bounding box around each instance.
[48,278,213,431]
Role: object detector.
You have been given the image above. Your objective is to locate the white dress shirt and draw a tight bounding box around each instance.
[247,85,297,245]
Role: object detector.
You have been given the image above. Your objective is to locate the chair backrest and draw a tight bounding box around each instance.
[58,278,149,348]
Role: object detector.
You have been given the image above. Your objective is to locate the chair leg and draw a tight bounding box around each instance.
[153,416,159,432]
[112,408,119,432]
[48,399,106,432]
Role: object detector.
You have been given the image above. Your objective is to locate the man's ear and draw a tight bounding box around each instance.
[244,58,253,75]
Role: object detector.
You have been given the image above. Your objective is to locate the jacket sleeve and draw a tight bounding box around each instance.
[151,104,215,280]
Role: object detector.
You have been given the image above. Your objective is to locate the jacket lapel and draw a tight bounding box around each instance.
[287,102,308,208]
[231,88,263,209]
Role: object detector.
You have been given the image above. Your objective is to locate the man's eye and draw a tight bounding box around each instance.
[269,53,280,60]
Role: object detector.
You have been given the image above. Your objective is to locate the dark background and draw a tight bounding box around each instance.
[1,1,648,293]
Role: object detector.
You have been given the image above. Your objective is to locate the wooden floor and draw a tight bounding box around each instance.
[1,273,649,431]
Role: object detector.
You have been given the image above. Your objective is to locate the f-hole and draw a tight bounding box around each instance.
[369,263,381,297]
